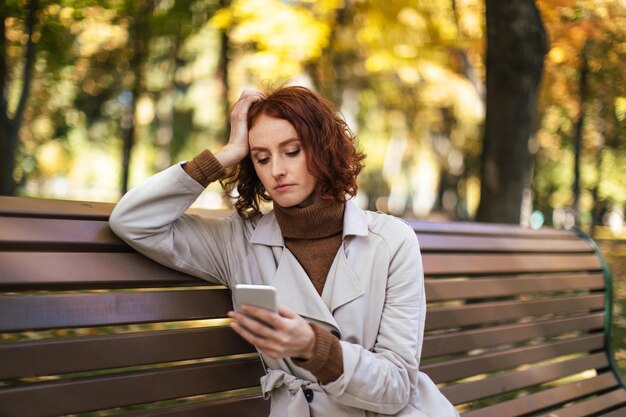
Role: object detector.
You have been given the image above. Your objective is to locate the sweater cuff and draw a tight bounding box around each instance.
[182,149,226,187]
[293,323,343,384]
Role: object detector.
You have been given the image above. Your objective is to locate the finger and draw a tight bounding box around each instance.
[229,310,272,334]
[277,305,297,318]
[230,322,286,359]
[242,305,281,326]
[230,93,264,124]
[239,90,266,102]
[230,318,279,346]
[230,321,264,346]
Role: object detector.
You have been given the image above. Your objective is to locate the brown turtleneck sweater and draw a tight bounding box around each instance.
[183,150,344,383]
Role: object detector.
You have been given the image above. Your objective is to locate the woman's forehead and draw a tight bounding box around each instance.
[249,115,299,149]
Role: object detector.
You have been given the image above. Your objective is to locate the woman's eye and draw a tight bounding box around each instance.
[257,158,270,165]
[286,149,300,157]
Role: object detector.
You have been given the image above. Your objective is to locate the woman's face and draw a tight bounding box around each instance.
[248,114,318,208]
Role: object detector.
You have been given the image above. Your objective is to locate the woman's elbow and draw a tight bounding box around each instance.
[108,204,134,241]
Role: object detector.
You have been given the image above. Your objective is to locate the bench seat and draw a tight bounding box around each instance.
[0,196,624,417]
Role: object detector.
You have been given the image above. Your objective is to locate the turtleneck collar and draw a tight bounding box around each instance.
[273,199,345,239]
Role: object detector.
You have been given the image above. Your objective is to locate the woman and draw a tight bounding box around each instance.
[109,86,459,417]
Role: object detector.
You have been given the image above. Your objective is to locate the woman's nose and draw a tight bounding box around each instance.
[271,158,286,178]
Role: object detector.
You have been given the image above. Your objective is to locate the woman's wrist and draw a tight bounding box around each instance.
[299,324,316,360]
[214,144,247,168]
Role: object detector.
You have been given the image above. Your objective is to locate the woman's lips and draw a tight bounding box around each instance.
[274,184,294,192]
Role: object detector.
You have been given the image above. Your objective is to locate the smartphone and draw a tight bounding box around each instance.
[234,284,277,313]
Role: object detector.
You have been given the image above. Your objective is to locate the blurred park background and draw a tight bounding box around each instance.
[1,0,625,372]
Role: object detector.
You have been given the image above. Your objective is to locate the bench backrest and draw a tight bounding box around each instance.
[409,220,625,417]
[0,196,623,417]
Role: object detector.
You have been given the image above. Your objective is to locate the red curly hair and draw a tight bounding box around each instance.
[221,86,365,219]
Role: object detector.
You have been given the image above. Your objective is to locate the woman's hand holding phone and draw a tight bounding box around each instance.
[228,303,315,361]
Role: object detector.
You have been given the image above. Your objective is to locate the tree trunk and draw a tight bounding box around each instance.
[476,0,548,223]
[217,0,231,143]
[572,43,589,225]
[120,0,154,196]
[0,0,38,196]
[0,7,10,195]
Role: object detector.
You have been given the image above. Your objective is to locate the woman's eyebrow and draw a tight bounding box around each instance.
[250,138,300,152]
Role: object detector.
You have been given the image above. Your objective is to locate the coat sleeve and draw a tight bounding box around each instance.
[109,163,243,288]
[319,217,425,414]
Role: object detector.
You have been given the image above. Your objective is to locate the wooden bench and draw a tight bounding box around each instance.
[1,196,624,417]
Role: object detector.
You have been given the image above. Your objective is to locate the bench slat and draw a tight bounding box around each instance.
[2,253,601,288]
[423,334,604,383]
[121,395,269,417]
[0,326,256,379]
[0,196,114,219]
[441,352,608,404]
[459,372,618,417]
[407,219,579,238]
[422,313,605,358]
[425,273,605,301]
[598,405,626,417]
[426,294,605,330]
[0,217,127,251]
[0,289,232,332]
[0,196,230,220]
[0,216,592,254]
[535,388,626,417]
[0,358,264,417]
[0,252,201,288]
[423,253,601,275]
[418,233,592,253]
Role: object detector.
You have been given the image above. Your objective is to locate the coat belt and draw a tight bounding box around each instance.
[261,368,317,417]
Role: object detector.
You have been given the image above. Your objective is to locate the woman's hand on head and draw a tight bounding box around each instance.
[215,89,265,168]
[228,305,316,360]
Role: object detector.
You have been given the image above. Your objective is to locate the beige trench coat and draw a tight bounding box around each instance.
[109,164,459,417]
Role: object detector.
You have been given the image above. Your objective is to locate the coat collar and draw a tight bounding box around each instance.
[248,199,368,246]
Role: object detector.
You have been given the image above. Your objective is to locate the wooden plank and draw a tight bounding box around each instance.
[598,405,626,417]
[122,395,269,417]
[4,209,592,255]
[535,388,626,417]
[0,289,233,332]
[423,334,604,383]
[417,233,591,253]
[0,358,264,417]
[0,196,230,220]
[425,294,605,331]
[422,314,605,358]
[441,352,608,404]
[407,219,578,238]
[0,217,127,251]
[0,326,257,379]
[425,273,605,302]
[0,252,202,289]
[460,372,618,417]
[423,253,602,276]
[0,196,114,220]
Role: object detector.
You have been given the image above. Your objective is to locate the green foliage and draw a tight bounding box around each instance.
[2,0,625,225]
[534,0,626,224]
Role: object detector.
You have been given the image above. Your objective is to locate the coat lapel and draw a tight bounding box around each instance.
[247,201,370,332]
[321,246,364,313]
[272,248,340,330]
[249,210,340,330]
[322,200,368,312]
